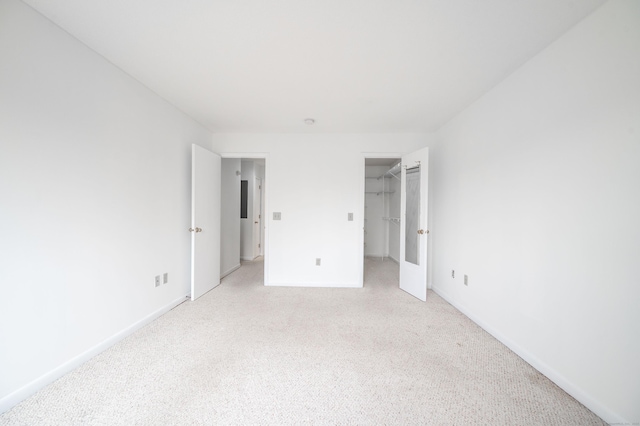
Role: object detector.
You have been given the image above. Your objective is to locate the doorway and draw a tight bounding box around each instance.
[363,157,402,286]
[220,156,267,284]
[362,148,430,301]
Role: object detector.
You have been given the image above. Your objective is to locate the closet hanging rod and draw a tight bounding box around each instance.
[377,162,401,181]
[365,191,395,195]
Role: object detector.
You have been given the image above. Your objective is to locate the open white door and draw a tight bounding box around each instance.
[191,144,221,301]
[399,147,429,301]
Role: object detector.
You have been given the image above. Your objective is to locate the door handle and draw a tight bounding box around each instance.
[417,229,429,235]
[189,227,203,233]
[255,221,259,224]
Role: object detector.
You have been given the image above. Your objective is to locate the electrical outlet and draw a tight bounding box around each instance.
[464,275,468,286]
[163,273,168,284]
[452,270,455,278]
[316,258,321,266]
[273,212,282,220]
[155,275,161,287]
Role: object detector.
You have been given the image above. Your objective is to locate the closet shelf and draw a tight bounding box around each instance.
[378,162,401,181]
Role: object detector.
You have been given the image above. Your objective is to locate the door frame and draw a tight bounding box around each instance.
[361,153,403,287]
[253,176,263,258]
[220,152,269,286]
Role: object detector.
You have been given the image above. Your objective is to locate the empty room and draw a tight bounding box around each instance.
[1,0,638,424]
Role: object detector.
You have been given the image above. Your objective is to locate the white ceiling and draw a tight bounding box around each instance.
[22,0,606,133]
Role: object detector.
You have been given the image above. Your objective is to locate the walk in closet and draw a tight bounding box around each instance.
[364,159,401,262]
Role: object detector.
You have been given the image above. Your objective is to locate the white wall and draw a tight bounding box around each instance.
[0,0,212,411]
[221,158,241,277]
[213,134,431,287]
[431,1,640,423]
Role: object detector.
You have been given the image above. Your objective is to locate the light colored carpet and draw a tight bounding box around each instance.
[1,258,604,425]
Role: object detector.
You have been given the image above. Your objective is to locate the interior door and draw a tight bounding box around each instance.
[399,147,429,301]
[191,144,221,301]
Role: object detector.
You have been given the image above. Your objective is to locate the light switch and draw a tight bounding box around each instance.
[348,213,353,221]
[273,212,282,220]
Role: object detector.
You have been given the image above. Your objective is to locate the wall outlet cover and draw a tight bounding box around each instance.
[155,275,161,287]
[163,273,168,284]
[273,212,282,220]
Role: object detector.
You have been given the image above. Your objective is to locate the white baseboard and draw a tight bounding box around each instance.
[220,264,241,279]
[364,255,399,265]
[0,294,189,415]
[431,285,626,425]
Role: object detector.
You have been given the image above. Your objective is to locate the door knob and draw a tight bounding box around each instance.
[196,227,202,233]
[417,229,429,235]
[189,228,195,232]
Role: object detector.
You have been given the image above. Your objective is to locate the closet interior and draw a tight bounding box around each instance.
[364,158,401,262]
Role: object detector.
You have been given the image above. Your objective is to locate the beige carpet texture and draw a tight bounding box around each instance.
[0,258,605,425]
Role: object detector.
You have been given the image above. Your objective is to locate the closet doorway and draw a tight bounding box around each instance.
[363,157,401,285]
[364,148,430,300]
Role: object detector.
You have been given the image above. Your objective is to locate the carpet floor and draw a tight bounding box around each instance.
[0,258,604,425]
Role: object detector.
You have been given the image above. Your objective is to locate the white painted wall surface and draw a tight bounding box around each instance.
[240,160,256,260]
[213,134,431,287]
[220,158,241,277]
[0,0,212,411]
[431,1,640,423]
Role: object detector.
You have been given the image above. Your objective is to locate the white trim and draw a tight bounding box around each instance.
[431,285,626,425]
[387,255,400,264]
[220,264,241,279]
[364,253,388,258]
[0,295,188,414]
[219,152,268,159]
[362,152,404,159]
[363,255,399,263]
